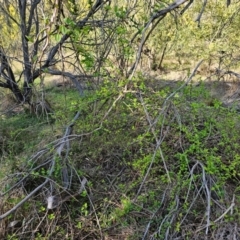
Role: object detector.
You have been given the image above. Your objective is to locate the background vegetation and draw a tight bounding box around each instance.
[1,0,240,239]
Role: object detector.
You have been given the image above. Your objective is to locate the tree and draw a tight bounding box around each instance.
[1,1,239,237]
[0,0,107,106]
[0,0,200,108]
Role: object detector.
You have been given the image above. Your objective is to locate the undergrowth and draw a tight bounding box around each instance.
[1,78,240,239]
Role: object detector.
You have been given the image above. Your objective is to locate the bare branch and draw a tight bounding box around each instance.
[0,109,82,220]
[0,178,50,220]
[26,0,41,34]
[47,69,90,96]
[195,0,208,27]
[0,2,20,26]
[180,0,194,15]
[128,0,189,79]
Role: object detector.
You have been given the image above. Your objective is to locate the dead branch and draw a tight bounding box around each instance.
[0,110,81,220]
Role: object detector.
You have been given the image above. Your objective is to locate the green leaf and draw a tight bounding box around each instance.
[55,33,61,42]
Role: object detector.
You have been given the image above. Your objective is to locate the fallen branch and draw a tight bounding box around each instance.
[0,110,81,220]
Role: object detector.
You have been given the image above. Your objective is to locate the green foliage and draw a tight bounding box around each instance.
[2,72,240,239]
[2,1,240,239]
